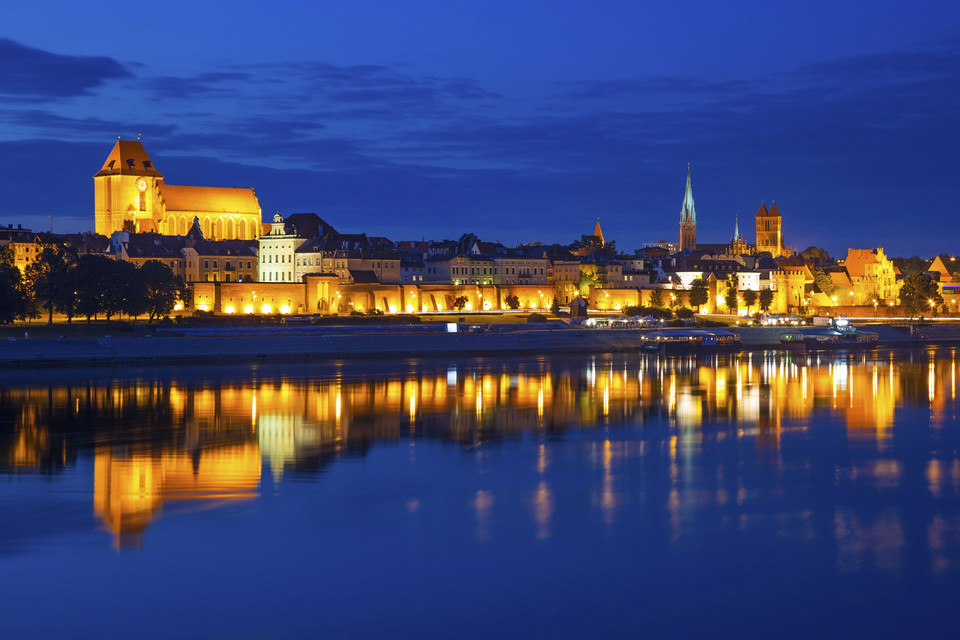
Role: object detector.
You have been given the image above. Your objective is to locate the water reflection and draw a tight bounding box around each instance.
[2,347,959,555]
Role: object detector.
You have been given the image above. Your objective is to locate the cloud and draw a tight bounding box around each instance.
[147,72,255,99]
[557,76,762,101]
[0,38,132,100]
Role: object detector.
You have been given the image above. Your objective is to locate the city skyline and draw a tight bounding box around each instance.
[2,1,960,257]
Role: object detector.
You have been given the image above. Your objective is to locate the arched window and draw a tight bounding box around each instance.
[226,218,235,239]
[239,218,247,240]
[202,218,211,238]
[214,218,223,240]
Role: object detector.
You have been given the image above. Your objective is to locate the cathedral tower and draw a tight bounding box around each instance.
[755,201,784,258]
[679,165,697,251]
[94,140,165,236]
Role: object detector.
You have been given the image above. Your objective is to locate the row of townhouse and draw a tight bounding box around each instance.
[110,224,258,283]
[2,222,258,285]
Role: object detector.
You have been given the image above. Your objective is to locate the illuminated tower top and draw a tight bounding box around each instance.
[94,140,164,179]
[680,164,696,223]
[593,218,605,247]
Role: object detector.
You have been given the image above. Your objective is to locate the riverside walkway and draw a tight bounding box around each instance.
[0,322,947,369]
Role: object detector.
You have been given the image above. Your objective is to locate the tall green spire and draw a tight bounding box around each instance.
[733,214,740,241]
[680,164,696,223]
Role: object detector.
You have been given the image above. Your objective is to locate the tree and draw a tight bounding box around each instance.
[115,260,148,320]
[649,288,664,308]
[453,295,469,311]
[24,237,76,324]
[577,269,596,296]
[505,294,520,310]
[759,288,774,312]
[688,279,709,310]
[891,255,928,277]
[140,260,186,321]
[899,272,943,316]
[800,246,833,265]
[812,269,835,296]
[742,289,757,310]
[724,284,738,314]
[550,297,560,315]
[73,254,114,322]
[0,248,28,324]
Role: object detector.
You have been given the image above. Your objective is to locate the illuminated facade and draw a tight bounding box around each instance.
[755,202,786,258]
[0,224,37,273]
[843,247,900,303]
[94,140,262,240]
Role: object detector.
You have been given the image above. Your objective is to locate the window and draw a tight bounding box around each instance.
[204,261,209,268]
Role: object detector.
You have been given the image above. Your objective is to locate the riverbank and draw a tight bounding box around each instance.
[0,322,952,369]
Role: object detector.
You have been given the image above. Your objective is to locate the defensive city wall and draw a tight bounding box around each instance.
[190,279,694,316]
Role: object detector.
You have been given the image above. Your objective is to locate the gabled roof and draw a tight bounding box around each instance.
[927,256,953,279]
[829,271,853,289]
[755,202,770,217]
[95,140,164,178]
[162,185,260,214]
[844,248,879,278]
[768,202,781,217]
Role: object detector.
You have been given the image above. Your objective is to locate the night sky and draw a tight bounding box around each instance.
[2,1,958,257]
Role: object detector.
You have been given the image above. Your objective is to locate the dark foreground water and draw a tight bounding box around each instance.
[2,347,960,639]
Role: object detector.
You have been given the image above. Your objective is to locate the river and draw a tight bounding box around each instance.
[2,347,959,638]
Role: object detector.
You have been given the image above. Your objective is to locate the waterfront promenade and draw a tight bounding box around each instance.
[1,321,953,369]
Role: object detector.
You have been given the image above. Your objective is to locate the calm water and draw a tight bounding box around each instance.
[2,348,960,639]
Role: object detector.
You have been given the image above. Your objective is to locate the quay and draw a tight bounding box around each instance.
[1,322,957,369]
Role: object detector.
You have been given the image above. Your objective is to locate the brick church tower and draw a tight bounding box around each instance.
[679,165,697,251]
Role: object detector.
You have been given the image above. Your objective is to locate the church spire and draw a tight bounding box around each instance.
[680,163,696,223]
[733,215,740,241]
[593,218,604,247]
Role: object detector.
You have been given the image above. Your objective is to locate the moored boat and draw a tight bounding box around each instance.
[779,329,878,351]
[642,329,742,353]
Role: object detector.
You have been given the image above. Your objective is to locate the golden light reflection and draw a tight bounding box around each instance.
[3,350,960,551]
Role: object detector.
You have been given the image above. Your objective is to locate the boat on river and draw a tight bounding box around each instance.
[779,329,878,351]
[641,329,742,353]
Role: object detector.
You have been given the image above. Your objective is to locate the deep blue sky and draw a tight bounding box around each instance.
[2,1,958,257]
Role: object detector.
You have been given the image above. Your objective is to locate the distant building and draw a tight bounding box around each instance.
[755,202,788,258]
[679,165,697,251]
[0,224,37,273]
[642,240,679,253]
[258,213,335,283]
[94,140,262,240]
[110,220,257,283]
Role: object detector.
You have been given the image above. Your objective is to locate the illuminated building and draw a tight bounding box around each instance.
[0,224,37,273]
[94,140,261,239]
[755,201,787,258]
[679,165,697,251]
[109,221,258,283]
[842,248,900,304]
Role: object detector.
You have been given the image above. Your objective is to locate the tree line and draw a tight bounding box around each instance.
[0,236,188,324]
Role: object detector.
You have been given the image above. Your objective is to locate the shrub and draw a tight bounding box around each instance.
[527,313,548,323]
